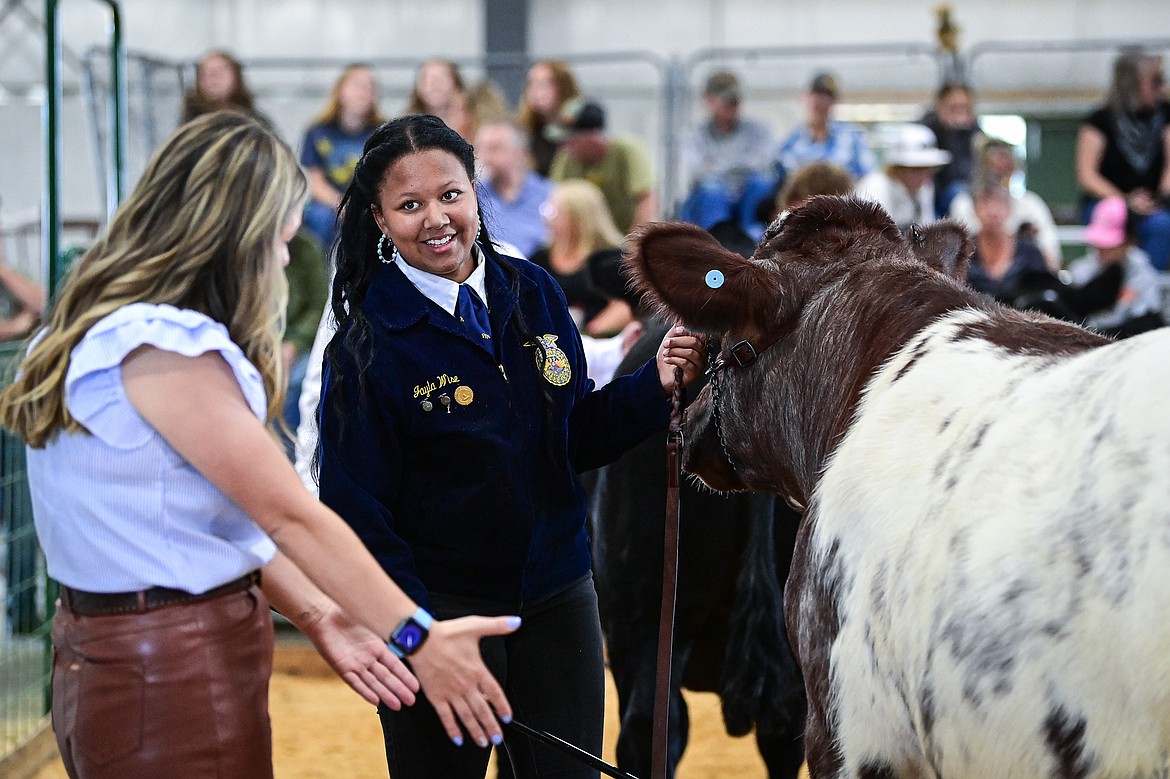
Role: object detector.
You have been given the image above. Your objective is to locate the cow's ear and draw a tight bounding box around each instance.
[911,220,974,281]
[625,221,774,332]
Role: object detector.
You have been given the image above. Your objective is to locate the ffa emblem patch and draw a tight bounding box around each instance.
[533,334,571,387]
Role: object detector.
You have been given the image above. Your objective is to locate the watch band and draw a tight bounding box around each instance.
[411,606,434,630]
[387,606,434,658]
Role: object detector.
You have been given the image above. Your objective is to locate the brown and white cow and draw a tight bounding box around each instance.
[626,196,1170,778]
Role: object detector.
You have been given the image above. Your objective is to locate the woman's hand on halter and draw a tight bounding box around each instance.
[656,324,706,392]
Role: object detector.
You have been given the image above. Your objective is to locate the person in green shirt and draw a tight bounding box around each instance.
[546,99,658,234]
[282,229,329,454]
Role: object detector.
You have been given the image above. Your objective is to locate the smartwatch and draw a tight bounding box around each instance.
[387,607,434,658]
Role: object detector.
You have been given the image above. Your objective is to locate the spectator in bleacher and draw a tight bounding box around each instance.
[964,179,1053,302]
[949,137,1062,270]
[300,63,385,252]
[547,99,658,234]
[531,179,634,337]
[0,234,44,635]
[774,71,876,183]
[406,59,472,140]
[920,81,984,217]
[180,50,270,128]
[716,160,853,260]
[466,79,511,140]
[474,120,552,259]
[677,70,775,240]
[516,60,581,176]
[1076,47,1170,271]
[1066,195,1165,336]
[855,123,950,233]
[776,160,854,214]
[282,231,329,456]
[0,237,44,341]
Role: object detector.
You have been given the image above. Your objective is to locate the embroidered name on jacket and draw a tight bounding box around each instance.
[413,373,461,399]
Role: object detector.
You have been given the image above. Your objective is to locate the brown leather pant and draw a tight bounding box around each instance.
[51,582,274,778]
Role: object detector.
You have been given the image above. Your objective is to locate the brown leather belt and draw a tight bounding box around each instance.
[59,570,261,617]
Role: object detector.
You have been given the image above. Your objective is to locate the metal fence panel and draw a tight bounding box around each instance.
[0,342,51,762]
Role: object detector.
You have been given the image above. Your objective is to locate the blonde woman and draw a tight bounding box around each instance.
[531,179,634,337]
[299,63,385,250]
[0,112,516,779]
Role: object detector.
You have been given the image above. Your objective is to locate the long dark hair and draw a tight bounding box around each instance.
[324,114,550,441]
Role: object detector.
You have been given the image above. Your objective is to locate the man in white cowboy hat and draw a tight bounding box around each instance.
[855,123,952,232]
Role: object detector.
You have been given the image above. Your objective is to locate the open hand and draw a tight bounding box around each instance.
[309,605,420,708]
[409,615,521,747]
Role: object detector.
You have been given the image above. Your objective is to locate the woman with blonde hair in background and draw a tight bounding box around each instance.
[0,111,516,779]
[531,178,635,337]
[299,63,385,251]
[516,59,581,176]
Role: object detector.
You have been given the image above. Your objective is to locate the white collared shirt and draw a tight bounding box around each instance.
[394,244,489,314]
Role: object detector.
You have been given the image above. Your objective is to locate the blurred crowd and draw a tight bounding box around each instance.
[169,46,1170,454]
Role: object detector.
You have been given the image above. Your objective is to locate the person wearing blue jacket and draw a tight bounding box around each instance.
[317,114,705,778]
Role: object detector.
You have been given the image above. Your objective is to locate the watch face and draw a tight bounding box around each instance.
[395,621,427,653]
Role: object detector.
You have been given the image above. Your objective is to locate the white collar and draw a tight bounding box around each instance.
[395,244,489,316]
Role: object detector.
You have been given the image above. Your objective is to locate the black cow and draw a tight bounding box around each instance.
[591,317,806,779]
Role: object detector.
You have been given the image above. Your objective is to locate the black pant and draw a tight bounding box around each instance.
[379,575,605,779]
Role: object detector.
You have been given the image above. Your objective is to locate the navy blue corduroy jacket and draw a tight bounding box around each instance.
[318,252,671,609]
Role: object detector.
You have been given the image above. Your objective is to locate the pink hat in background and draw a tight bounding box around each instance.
[1083,196,1129,249]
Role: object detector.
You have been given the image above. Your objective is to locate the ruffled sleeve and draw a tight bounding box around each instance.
[65,303,268,449]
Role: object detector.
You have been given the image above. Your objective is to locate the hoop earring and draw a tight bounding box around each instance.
[377,234,399,264]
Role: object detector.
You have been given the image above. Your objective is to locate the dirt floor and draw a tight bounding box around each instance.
[32,638,800,779]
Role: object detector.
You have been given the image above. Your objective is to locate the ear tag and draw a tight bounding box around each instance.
[705,269,725,289]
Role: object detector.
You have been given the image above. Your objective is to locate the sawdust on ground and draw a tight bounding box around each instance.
[32,638,804,779]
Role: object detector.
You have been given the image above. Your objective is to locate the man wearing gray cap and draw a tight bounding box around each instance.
[774,71,876,182]
[678,70,775,240]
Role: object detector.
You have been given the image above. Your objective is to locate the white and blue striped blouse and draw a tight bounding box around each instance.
[26,303,277,593]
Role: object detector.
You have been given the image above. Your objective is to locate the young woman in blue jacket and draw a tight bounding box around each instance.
[318,114,705,778]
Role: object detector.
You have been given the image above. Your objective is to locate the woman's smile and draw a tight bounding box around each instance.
[373,148,480,283]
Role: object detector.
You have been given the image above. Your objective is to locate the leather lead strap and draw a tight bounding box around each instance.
[651,367,685,779]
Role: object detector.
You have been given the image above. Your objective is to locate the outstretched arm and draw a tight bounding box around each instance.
[122,346,518,746]
[261,550,418,708]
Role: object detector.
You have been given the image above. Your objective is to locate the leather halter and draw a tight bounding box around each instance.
[706,327,788,474]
